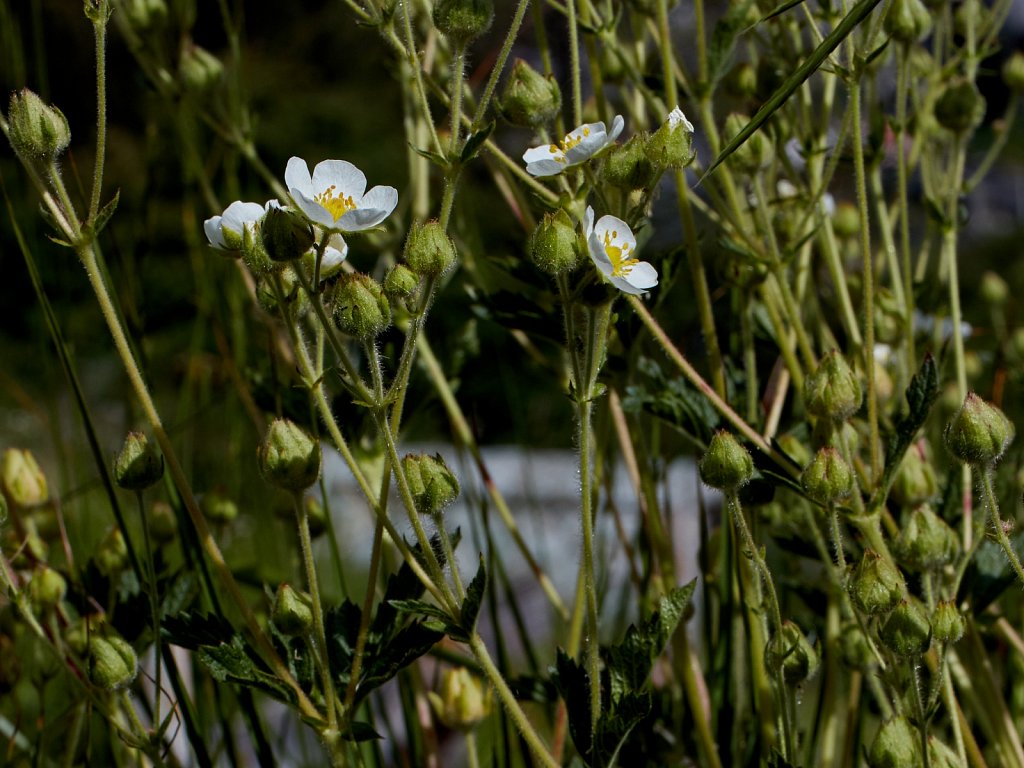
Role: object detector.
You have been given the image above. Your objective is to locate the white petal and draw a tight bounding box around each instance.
[593,214,634,247]
[525,159,568,177]
[582,206,595,238]
[624,261,658,289]
[264,199,281,210]
[291,190,337,229]
[523,144,564,164]
[203,216,227,249]
[284,157,313,197]
[564,130,610,164]
[359,185,398,220]
[320,239,348,276]
[311,159,367,198]
[607,114,625,142]
[220,201,267,234]
[587,231,614,274]
[337,206,391,230]
[610,275,650,295]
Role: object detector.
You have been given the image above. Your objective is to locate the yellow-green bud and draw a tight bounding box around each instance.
[933,80,985,135]
[849,549,905,615]
[28,567,67,610]
[724,112,773,173]
[980,270,1009,306]
[383,264,420,301]
[1003,52,1024,93]
[403,453,460,516]
[891,442,938,507]
[304,495,327,538]
[7,89,71,163]
[838,621,873,670]
[114,432,164,491]
[272,584,314,636]
[931,600,965,644]
[602,134,657,190]
[699,431,754,491]
[499,59,561,128]
[2,448,49,508]
[403,220,457,278]
[179,43,224,93]
[95,527,129,577]
[241,219,277,276]
[764,621,819,684]
[428,667,492,731]
[894,505,959,572]
[805,350,862,422]
[646,107,696,170]
[432,0,493,43]
[868,716,923,768]
[88,632,138,691]
[777,433,812,470]
[880,599,931,657]
[149,501,178,543]
[801,447,854,504]
[831,201,860,239]
[123,0,168,30]
[528,210,580,276]
[928,738,961,768]
[333,273,391,338]
[257,418,321,492]
[944,392,1015,466]
[884,0,932,43]
[261,206,315,263]
[201,487,239,524]
[724,62,758,100]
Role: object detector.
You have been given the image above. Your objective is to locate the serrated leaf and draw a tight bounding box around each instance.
[878,354,938,498]
[162,611,236,649]
[596,691,651,767]
[357,622,444,703]
[461,121,494,163]
[621,358,720,442]
[460,555,487,632]
[198,635,294,703]
[552,649,594,763]
[89,189,120,236]
[389,599,453,625]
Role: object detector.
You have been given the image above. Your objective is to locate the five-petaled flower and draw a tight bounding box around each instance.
[285,157,398,232]
[522,115,625,177]
[204,199,279,251]
[583,206,657,295]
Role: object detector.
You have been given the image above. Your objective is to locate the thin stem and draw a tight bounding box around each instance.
[135,490,163,727]
[979,467,1024,586]
[88,1,109,222]
[567,0,582,125]
[471,0,532,129]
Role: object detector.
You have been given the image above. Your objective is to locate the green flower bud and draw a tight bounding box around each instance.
[931,600,965,644]
[114,432,164,491]
[7,89,71,163]
[383,264,420,301]
[333,273,391,338]
[149,501,178,544]
[261,206,315,263]
[801,447,854,504]
[724,61,758,99]
[647,107,696,170]
[928,738,961,768]
[256,268,308,317]
[88,632,138,691]
[699,431,754,491]
[602,134,657,190]
[879,599,931,657]
[1003,52,1024,93]
[257,418,321,492]
[894,505,959,571]
[499,59,561,128]
[831,201,860,239]
[528,210,580,276]
[28,567,67,610]
[884,0,932,43]
[764,621,819,684]
[980,270,1009,306]
[432,0,493,43]
[838,621,873,670]
[123,0,168,30]
[933,80,985,135]
[95,527,129,577]
[428,667,492,731]
[65,620,90,656]
[403,220,458,278]
[304,495,327,538]
[944,392,1015,466]
[402,453,460,516]
[805,350,863,422]
[272,583,313,636]
[2,448,49,508]
[891,442,938,507]
[849,549,905,615]
[777,433,812,470]
[179,43,224,93]
[201,487,239,524]
[868,716,923,768]
[241,219,277,276]
[724,112,773,173]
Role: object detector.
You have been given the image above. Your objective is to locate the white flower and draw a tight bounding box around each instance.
[583,206,657,295]
[319,233,349,278]
[522,115,625,177]
[204,199,279,250]
[666,106,694,133]
[285,157,398,232]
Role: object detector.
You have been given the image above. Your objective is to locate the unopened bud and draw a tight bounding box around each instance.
[724,113,773,173]
[383,264,420,301]
[980,270,1009,306]
[7,89,71,163]
[699,431,754,491]
[849,549,905,615]
[257,418,321,492]
[528,210,580,275]
[304,495,327,538]
[838,621,873,669]
[933,80,985,134]
[602,134,657,190]
[261,206,315,262]
[805,350,862,422]
[123,0,168,30]
[891,442,938,507]
[29,567,67,610]
[403,220,457,278]
[333,273,391,338]
[432,0,493,43]
[646,107,695,170]
[114,432,164,491]
[868,716,923,768]
[201,487,239,524]
[428,667,492,731]
[499,59,561,128]
[764,621,819,684]
[180,43,223,93]
[149,501,178,543]
[95,527,129,577]
[272,584,314,636]
[801,447,854,504]
[944,392,1015,466]
[894,505,959,571]
[88,632,138,691]
[1003,52,1024,93]
[241,219,277,276]
[884,0,932,43]
[832,201,860,238]
[2,448,49,508]
[880,599,931,656]
[931,600,965,643]
[403,453,460,516]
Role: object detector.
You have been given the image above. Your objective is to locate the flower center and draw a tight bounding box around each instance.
[315,184,357,221]
[547,126,593,163]
[603,230,638,277]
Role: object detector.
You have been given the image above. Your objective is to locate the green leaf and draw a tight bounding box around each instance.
[552,649,594,764]
[357,622,444,703]
[409,143,450,168]
[389,599,453,625]
[707,2,754,88]
[960,531,1024,612]
[162,611,236,649]
[460,555,487,633]
[198,635,294,703]
[89,189,120,237]
[343,721,383,742]
[760,0,806,22]
[877,353,938,499]
[701,0,884,182]
[621,358,720,442]
[461,121,494,163]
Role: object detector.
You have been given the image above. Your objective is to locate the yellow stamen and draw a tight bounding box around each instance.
[315,184,357,221]
[602,230,638,277]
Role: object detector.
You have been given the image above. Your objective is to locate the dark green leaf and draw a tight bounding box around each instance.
[162,611,236,650]
[596,691,651,767]
[707,2,753,87]
[90,189,120,237]
[357,622,444,703]
[461,121,494,163]
[198,635,294,703]
[343,721,383,742]
[959,531,1024,612]
[878,354,938,499]
[409,143,450,168]
[760,0,806,22]
[460,555,487,633]
[389,599,454,625]
[552,649,594,764]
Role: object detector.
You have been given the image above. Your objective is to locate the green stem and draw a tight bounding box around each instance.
[470,0,532,128]
[567,0,582,125]
[135,490,163,728]
[979,467,1024,587]
[88,1,109,222]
